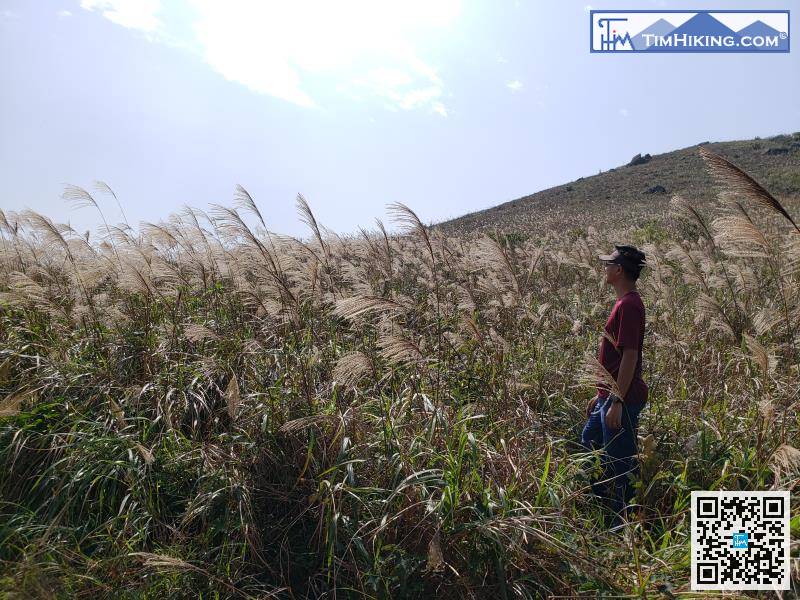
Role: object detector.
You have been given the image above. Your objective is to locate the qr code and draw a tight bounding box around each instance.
[691,491,790,590]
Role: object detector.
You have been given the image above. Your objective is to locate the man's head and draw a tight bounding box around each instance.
[598,244,646,284]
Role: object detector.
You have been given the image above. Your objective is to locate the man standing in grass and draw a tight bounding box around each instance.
[581,244,648,527]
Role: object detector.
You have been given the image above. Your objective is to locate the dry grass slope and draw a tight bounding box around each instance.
[434,132,800,240]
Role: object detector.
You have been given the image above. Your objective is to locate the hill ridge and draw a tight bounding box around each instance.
[432,132,800,237]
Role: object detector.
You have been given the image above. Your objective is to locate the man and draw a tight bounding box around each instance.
[581,244,648,527]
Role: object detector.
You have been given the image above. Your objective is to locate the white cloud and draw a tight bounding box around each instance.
[57,9,73,18]
[619,108,629,117]
[432,103,448,117]
[189,0,457,114]
[79,0,457,115]
[347,69,447,116]
[80,0,162,32]
[506,80,523,92]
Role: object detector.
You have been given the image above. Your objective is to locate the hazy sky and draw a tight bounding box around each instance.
[1,0,798,238]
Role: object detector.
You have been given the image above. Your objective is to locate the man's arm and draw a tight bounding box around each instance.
[615,346,638,401]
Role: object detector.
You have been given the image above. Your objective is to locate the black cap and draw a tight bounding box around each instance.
[598,244,647,271]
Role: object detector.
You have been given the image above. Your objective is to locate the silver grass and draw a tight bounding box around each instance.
[62,184,99,211]
[279,414,338,434]
[712,215,770,257]
[0,390,33,417]
[377,332,425,368]
[296,193,329,261]
[699,146,800,233]
[742,333,777,376]
[234,184,267,231]
[184,323,220,343]
[93,180,130,226]
[333,294,410,321]
[387,202,434,267]
[768,444,800,485]
[752,306,782,337]
[577,354,622,398]
[333,351,373,389]
[669,194,714,241]
[225,376,241,420]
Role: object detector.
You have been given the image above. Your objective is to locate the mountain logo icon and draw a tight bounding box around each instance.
[590,10,790,53]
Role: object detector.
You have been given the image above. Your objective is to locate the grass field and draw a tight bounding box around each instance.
[0,143,798,598]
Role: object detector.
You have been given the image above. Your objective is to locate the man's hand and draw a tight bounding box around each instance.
[586,395,598,418]
[605,400,623,430]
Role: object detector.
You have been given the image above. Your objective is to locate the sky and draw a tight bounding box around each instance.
[1,0,799,238]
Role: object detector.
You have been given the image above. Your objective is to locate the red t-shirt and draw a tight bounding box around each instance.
[597,290,648,405]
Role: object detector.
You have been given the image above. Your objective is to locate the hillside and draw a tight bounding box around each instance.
[433,132,800,237]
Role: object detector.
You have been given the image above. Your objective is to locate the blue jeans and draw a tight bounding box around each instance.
[580,395,644,522]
